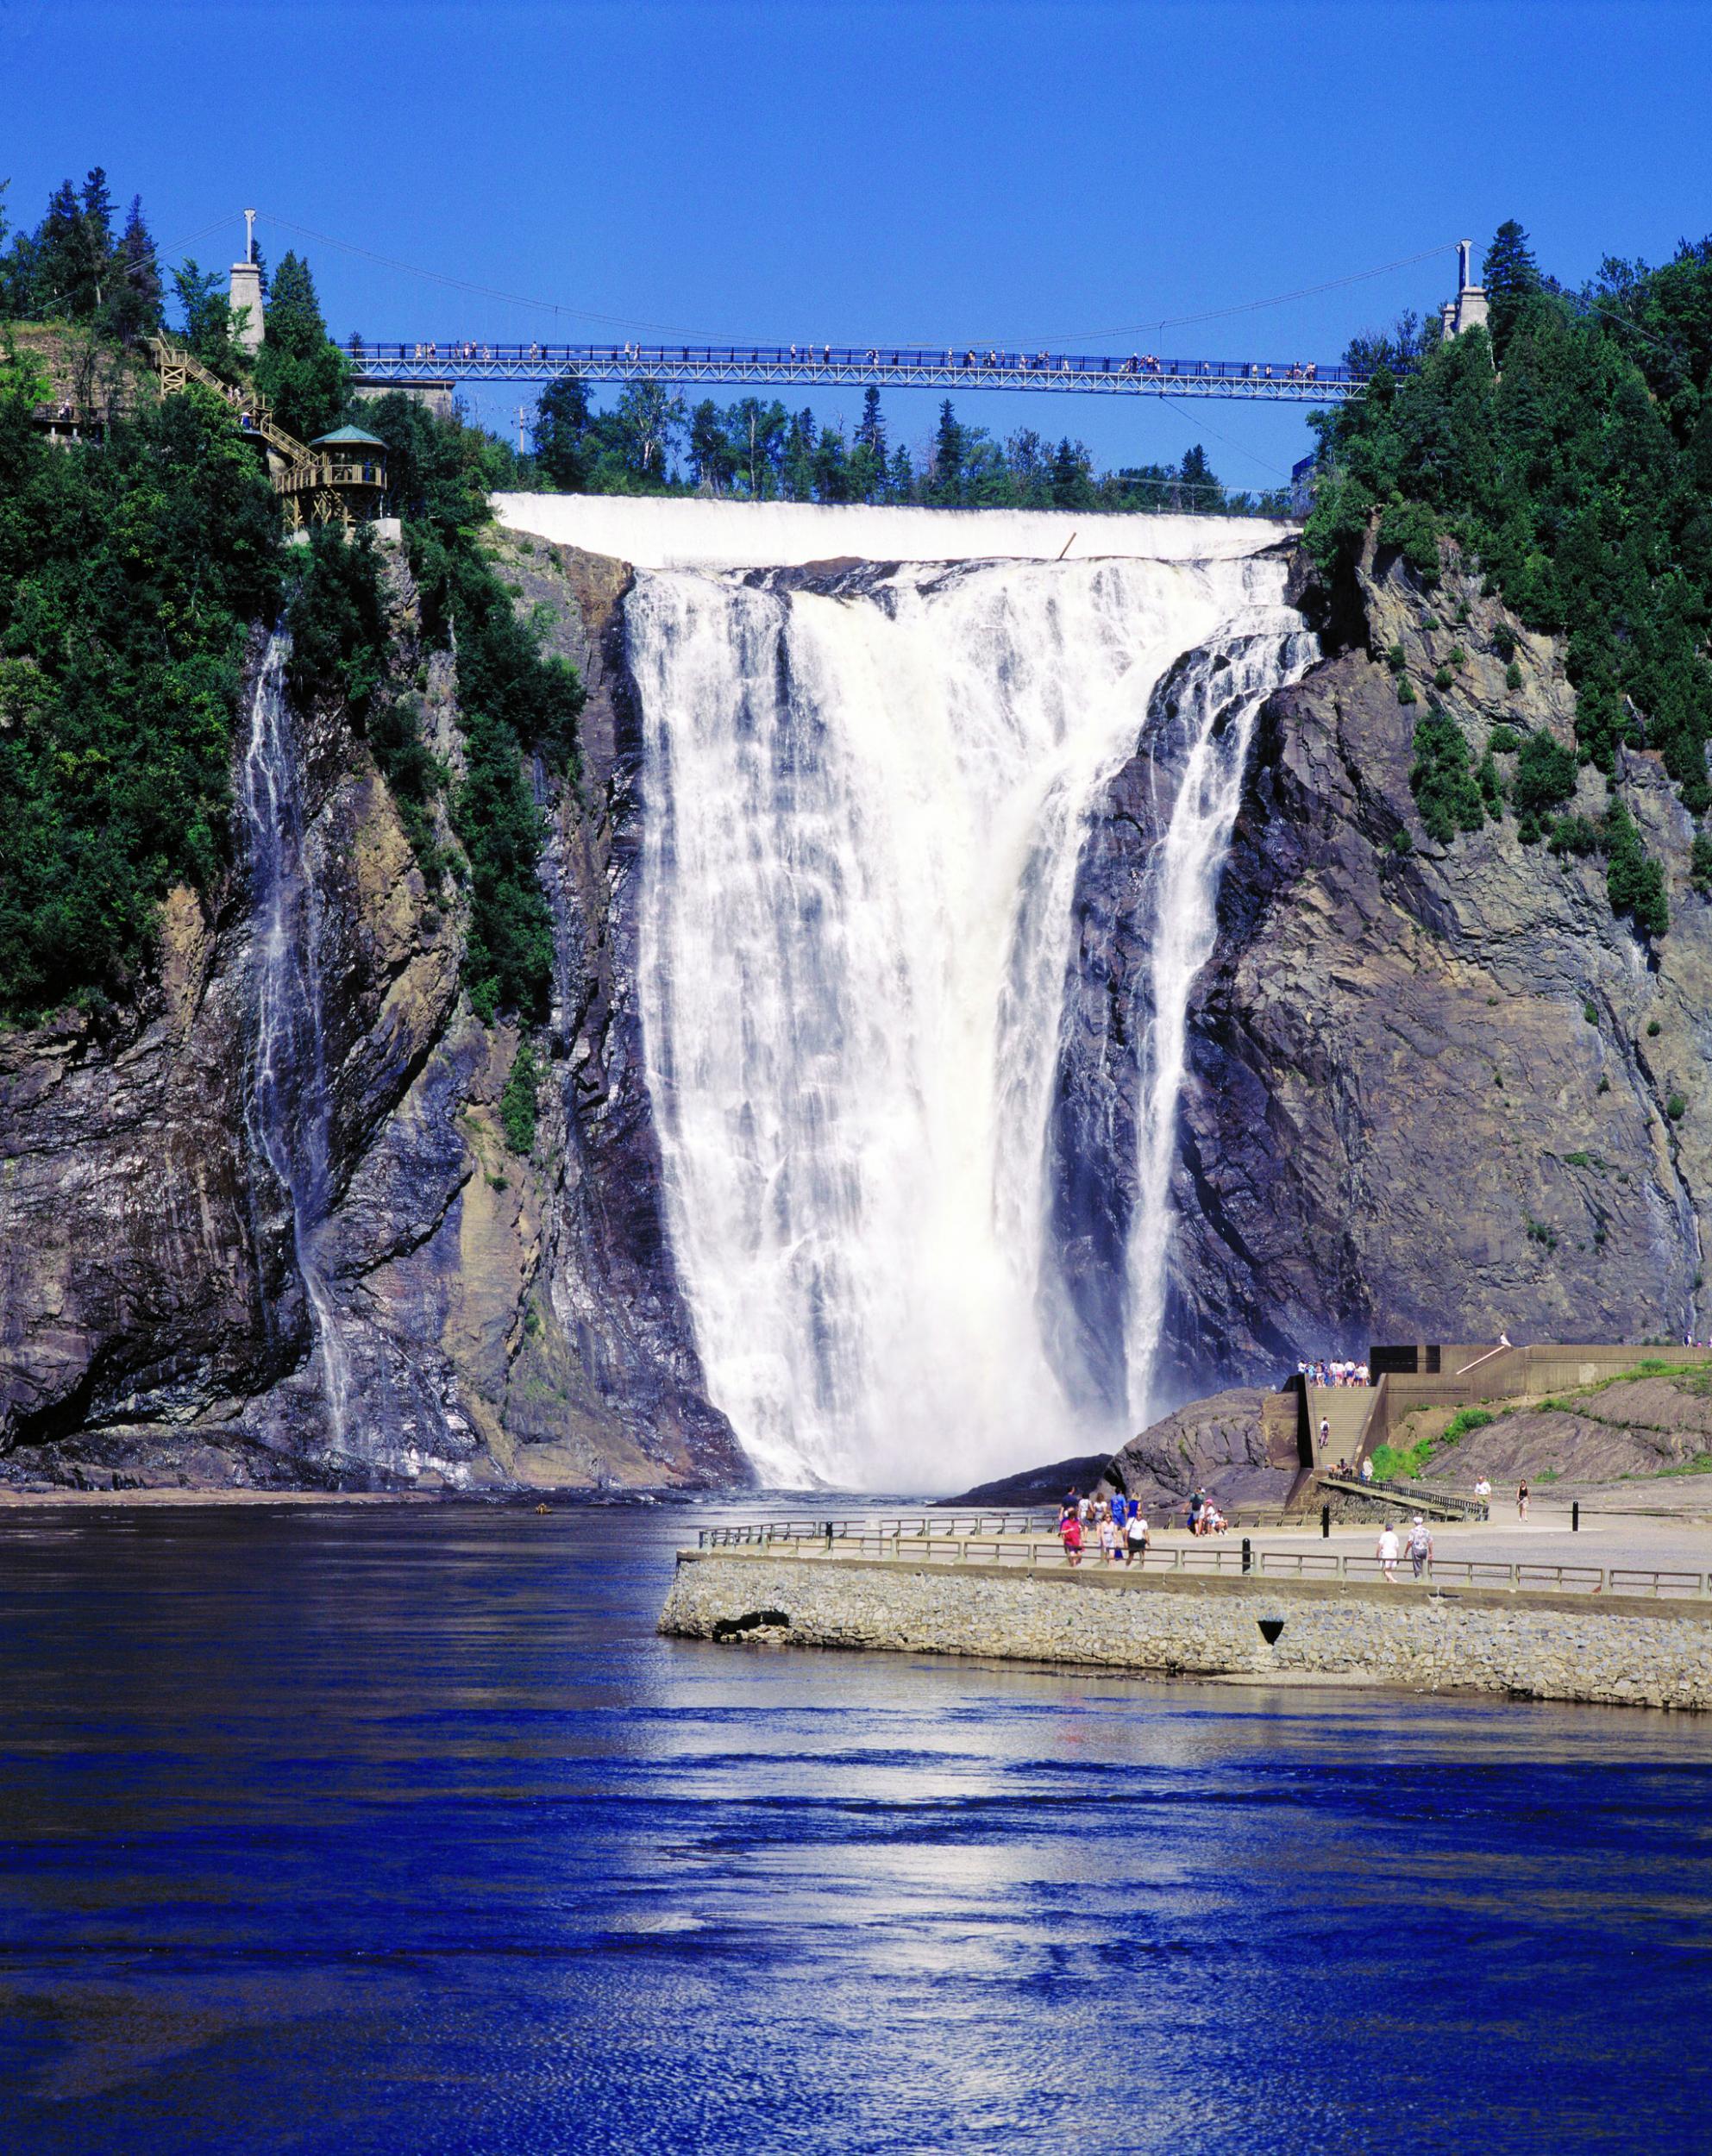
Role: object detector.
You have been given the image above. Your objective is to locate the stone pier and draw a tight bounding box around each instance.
[660,1550,1712,1712]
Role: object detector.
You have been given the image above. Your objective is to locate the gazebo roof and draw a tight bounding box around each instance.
[310,425,387,448]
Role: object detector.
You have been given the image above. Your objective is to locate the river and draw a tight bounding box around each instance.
[2,1503,1709,2152]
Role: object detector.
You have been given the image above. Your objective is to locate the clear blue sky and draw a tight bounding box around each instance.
[3,0,1710,491]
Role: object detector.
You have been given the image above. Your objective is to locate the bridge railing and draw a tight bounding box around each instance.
[690,1526,1711,1600]
[349,338,1370,384]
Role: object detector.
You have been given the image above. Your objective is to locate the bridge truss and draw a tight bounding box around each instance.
[346,341,1367,404]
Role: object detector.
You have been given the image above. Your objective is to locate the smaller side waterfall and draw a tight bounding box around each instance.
[1122,613,1317,1424]
[241,632,349,1438]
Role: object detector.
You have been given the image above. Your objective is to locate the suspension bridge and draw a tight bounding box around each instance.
[343,339,1371,403]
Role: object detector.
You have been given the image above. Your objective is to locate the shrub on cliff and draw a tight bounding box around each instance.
[1409,711,1488,843]
[1308,224,1712,931]
[0,368,279,1018]
[356,392,585,1025]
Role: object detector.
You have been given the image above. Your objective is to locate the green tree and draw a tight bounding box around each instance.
[782,408,818,501]
[534,373,593,492]
[253,250,349,442]
[104,195,162,342]
[1483,219,1543,360]
[0,373,280,1015]
[605,379,685,486]
[1050,436,1096,510]
[171,260,244,375]
[928,399,966,505]
[726,397,787,498]
[688,398,737,493]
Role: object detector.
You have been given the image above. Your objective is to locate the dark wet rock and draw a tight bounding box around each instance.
[938,1453,1113,1508]
[0,537,749,1493]
[1098,1386,1293,1513]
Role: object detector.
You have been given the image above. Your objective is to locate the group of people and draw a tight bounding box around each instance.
[1374,1517,1436,1581]
[1301,1357,1370,1388]
[1057,1491,1151,1567]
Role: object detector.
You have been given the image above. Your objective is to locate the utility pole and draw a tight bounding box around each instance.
[516,404,528,454]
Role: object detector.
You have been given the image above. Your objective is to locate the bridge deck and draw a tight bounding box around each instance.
[348,340,1366,403]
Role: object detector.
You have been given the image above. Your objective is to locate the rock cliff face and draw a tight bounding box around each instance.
[1060,529,1712,1413]
[0,535,749,1492]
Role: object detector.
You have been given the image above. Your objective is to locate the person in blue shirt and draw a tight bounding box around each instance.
[1110,1490,1129,1531]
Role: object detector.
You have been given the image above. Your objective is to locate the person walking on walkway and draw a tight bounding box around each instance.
[1376,1525,1401,1582]
[1098,1514,1121,1564]
[1059,1509,1084,1567]
[1407,1516,1433,1579]
[1126,1507,1149,1567]
[1517,1481,1530,1520]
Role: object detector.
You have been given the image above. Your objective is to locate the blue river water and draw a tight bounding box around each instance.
[1,1502,1709,2153]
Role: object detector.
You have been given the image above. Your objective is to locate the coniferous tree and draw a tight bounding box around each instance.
[254,250,350,441]
[104,196,162,342]
[1177,443,1223,511]
[849,385,887,502]
[929,399,966,505]
[1049,436,1096,510]
[1483,219,1543,360]
[782,408,818,500]
[813,422,852,503]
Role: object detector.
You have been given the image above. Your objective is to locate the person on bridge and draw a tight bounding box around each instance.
[1126,1507,1149,1566]
[1407,1518,1433,1579]
[1376,1525,1401,1582]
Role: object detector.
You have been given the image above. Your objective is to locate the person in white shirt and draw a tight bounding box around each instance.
[1376,1526,1401,1581]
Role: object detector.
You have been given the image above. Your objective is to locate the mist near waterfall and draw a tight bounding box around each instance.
[611,515,1312,1493]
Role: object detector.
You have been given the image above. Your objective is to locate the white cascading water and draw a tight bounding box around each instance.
[624,526,1312,1492]
[241,632,349,1438]
[1119,621,1317,1426]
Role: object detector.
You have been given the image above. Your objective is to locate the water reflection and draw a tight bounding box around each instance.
[0,1505,1709,2153]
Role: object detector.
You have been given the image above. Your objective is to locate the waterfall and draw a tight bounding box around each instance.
[1120,620,1317,1426]
[627,542,1308,1492]
[240,632,349,1438]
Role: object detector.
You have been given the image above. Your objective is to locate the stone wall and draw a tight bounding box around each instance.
[660,1551,1712,1711]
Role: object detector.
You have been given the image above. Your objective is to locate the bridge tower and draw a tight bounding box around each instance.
[229,209,264,355]
[1439,238,1489,340]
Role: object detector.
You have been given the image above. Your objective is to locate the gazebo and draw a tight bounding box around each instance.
[277,424,390,529]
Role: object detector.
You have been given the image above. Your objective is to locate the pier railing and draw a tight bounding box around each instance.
[692,1523,1711,1600]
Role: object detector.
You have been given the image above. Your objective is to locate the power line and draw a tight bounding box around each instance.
[998,241,1460,346]
[254,210,1455,355]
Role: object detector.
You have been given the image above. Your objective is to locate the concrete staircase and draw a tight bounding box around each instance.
[1305,1385,1377,1471]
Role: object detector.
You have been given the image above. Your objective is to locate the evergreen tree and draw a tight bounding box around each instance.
[104,196,162,342]
[849,385,887,502]
[782,408,818,500]
[253,250,350,441]
[929,399,966,505]
[534,373,593,491]
[1049,436,1096,510]
[1483,219,1543,360]
[1177,443,1223,511]
[885,442,914,504]
[813,422,852,502]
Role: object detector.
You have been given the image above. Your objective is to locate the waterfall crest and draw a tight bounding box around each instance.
[628,547,1309,1490]
[241,632,348,1438]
